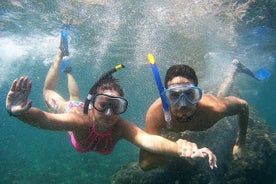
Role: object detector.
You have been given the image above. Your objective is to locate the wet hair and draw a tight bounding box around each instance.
[90,74,124,97]
[164,64,198,88]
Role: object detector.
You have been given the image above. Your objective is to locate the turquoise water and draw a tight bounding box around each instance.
[0,1,275,183]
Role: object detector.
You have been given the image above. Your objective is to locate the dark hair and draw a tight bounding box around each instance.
[91,74,124,97]
[164,64,198,88]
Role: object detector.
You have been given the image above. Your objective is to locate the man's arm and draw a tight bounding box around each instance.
[222,96,249,158]
[233,97,248,160]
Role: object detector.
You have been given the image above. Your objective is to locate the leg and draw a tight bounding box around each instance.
[67,73,80,101]
[216,59,239,97]
[43,50,67,113]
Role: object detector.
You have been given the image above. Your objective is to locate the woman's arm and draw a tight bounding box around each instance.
[16,107,87,131]
[128,124,179,156]
[6,76,88,131]
[120,119,217,169]
[139,101,170,170]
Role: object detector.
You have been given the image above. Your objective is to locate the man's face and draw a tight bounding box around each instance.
[166,77,199,121]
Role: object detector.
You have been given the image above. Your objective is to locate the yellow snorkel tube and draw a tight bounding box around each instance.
[148,53,172,128]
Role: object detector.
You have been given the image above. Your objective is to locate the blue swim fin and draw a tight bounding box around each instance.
[59,24,73,73]
[254,68,272,80]
[233,60,272,81]
[60,58,72,73]
[60,24,71,56]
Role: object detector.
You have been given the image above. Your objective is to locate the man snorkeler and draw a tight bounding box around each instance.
[139,64,248,171]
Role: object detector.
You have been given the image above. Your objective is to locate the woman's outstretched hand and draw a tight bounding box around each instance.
[176,139,217,169]
[6,76,32,116]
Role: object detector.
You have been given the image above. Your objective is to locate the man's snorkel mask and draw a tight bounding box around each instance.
[83,64,125,114]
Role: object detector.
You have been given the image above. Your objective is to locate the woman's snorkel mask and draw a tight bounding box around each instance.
[83,64,125,114]
[147,54,172,128]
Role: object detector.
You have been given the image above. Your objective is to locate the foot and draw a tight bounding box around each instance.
[232,59,245,73]
[64,66,72,74]
[232,59,255,78]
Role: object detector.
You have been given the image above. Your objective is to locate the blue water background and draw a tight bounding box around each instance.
[0,1,275,183]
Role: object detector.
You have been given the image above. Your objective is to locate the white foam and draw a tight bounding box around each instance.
[0,34,59,87]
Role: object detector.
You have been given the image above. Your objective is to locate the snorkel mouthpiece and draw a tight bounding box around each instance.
[83,64,125,114]
[147,53,172,128]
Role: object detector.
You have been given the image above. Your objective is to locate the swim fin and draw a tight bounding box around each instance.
[254,67,272,80]
[59,25,71,56]
[60,58,72,73]
[233,59,271,81]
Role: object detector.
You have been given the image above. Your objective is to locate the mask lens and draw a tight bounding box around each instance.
[185,88,201,103]
[93,94,128,114]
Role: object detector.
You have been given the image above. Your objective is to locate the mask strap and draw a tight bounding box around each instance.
[83,94,93,114]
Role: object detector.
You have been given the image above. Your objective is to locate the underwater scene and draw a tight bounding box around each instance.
[1,0,276,183]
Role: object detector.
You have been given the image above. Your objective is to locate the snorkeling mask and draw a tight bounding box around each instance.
[83,64,125,114]
[164,84,202,106]
[92,94,128,114]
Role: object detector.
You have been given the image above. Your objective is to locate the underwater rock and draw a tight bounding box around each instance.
[111,109,276,184]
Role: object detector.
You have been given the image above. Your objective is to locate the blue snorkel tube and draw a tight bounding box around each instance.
[148,53,172,128]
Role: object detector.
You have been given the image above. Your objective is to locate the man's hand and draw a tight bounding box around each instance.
[176,139,217,169]
[233,144,244,160]
[6,76,32,116]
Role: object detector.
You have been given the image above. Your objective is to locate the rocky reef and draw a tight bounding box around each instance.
[111,108,276,184]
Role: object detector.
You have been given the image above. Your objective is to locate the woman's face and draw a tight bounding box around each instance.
[92,89,122,127]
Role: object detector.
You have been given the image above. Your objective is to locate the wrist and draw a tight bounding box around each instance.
[7,109,18,117]
[176,139,193,158]
[235,139,245,146]
[176,140,182,157]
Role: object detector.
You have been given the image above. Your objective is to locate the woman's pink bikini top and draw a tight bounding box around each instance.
[66,101,115,155]
[70,123,115,155]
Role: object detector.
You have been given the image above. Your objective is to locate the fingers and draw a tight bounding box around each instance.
[15,76,31,94]
[22,76,28,90]
[25,78,32,96]
[176,140,218,170]
[189,147,217,170]
[16,77,24,91]
[196,147,218,169]
[10,79,18,92]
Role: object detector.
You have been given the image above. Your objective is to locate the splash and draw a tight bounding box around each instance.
[0,34,60,87]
